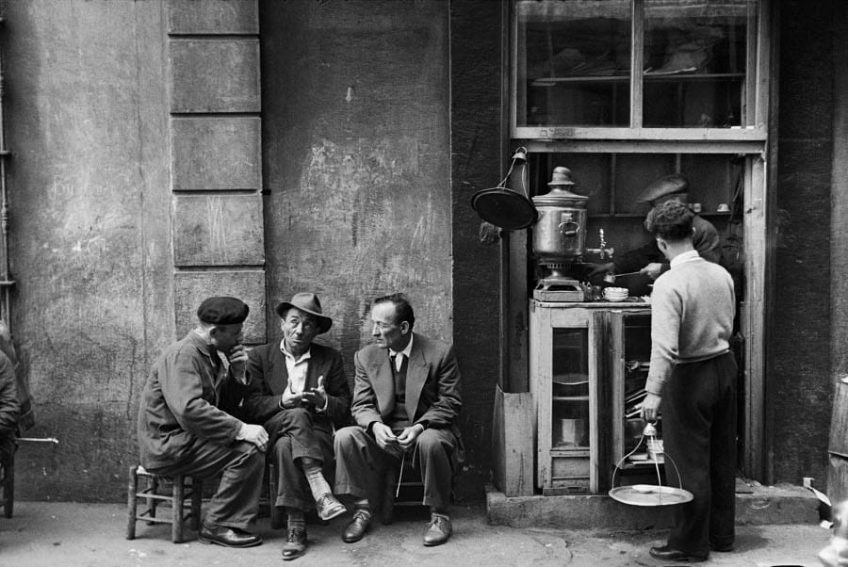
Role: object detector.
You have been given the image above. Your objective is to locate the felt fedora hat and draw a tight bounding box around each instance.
[636,174,689,203]
[275,292,332,333]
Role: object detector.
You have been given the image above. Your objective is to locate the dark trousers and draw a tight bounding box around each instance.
[147,439,264,531]
[265,408,334,510]
[663,352,737,556]
[334,425,458,510]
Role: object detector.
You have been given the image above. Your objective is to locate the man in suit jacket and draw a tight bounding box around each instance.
[335,293,463,547]
[137,297,269,548]
[243,292,351,561]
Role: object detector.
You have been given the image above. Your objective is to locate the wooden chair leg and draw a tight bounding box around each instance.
[126,465,138,540]
[147,474,159,521]
[190,477,202,531]
[1,449,13,519]
[172,474,185,543]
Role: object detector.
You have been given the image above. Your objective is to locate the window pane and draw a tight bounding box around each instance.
[643,0,754,127]
[516,0,631,127]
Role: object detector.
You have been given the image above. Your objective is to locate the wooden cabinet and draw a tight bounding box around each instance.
[530,300,652,494]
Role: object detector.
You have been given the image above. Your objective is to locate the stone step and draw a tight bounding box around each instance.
[485,482,821,530]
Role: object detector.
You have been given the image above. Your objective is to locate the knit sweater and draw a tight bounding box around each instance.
[645,251,735,395]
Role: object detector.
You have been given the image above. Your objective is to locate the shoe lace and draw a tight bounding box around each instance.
[353,509,371,522]
[429,513,449,529]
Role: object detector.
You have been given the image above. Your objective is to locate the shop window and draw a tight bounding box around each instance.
[514,0,761,134]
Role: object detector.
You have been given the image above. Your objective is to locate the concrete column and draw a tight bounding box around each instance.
[166,0,266,342]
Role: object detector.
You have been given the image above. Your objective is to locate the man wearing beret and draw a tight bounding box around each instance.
[137,296,269,548]
[243,292,351,561]
[589,174,721,295]
[334,293,463,547]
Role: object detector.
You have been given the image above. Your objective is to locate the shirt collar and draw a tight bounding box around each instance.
[390,333,414,360]
[280,339,311,364]
[670,249,701,268]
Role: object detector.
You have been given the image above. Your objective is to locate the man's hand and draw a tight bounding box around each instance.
[373,422,404,457]
[228,344,249,384]
[300,375,327,410]
[587,262,615,278]
[237,423,268,452]
[638,393,662,422]
[281,383,303,409]
[396,424,424,450]
[640,263,664,280]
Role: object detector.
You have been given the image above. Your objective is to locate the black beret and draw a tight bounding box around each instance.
[197,296,249,325]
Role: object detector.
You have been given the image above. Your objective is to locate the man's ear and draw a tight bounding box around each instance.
[400,321,410,335]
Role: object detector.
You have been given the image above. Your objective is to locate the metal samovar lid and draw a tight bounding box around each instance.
[532,166,588,208]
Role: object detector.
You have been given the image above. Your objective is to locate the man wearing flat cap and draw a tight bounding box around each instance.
[589,174,721,295]
[243,292,351,561]
[137,296,269,548]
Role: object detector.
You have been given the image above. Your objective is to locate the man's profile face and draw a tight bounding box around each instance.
[370,302,409,351]
[281,307,319,356]
[211,323,243,354]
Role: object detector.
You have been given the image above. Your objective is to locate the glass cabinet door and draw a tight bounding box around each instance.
[551,327,590,449]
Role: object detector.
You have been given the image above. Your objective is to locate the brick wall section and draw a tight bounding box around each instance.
[167,0,266,343]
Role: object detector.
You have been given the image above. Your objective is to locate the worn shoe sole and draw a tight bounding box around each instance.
[198,533,263,548]
[318,504,347,521]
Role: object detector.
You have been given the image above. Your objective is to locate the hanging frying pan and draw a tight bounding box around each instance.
[470,147,537,231]
[471,186,537,230]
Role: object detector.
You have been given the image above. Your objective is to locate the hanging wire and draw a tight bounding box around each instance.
[497,146,529,197]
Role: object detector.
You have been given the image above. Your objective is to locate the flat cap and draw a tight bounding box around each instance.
[197,296,249,325]
[636,174,689,203]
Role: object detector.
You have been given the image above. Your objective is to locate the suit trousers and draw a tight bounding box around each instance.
[265,407,334,509]
[663,351,737,556]
[334,425,458,510]
[146,439,264,531]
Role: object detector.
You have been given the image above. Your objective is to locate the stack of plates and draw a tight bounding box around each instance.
[603,287,629,302]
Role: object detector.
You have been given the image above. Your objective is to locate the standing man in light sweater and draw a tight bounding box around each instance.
[637,200,737,563]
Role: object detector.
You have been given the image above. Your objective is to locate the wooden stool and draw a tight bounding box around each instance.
[126,465,203,543]
[0,447,13,519]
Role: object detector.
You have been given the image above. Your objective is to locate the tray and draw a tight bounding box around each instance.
[608,484,693,507]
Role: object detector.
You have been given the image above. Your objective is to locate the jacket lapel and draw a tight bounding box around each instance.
[405,334,428,421]
[268,345,290,395]
[369,352,395,417]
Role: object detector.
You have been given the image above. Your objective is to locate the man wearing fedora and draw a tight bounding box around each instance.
[137,296,269,548]
[334,293,463,548]
[589,173,721,295]
[243,292,351,561]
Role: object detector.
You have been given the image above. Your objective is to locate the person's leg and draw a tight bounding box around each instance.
[148,439,264,546]
[334,426,386,543]
[709,352,738,551]
[414,428,458,546]
[662,360,718,559]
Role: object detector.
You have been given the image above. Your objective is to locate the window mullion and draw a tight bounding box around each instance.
[630,0,644,128]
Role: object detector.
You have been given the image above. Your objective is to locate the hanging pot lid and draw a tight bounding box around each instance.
[471,186,538,231]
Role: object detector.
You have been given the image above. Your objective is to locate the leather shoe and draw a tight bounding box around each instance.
[281,527,307,561]
[423,513,452,547]
[199,523,262,548]
[710,541,734,552]
[342,509,371,543]
[315,493,346,521]
[649,545,707,562]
